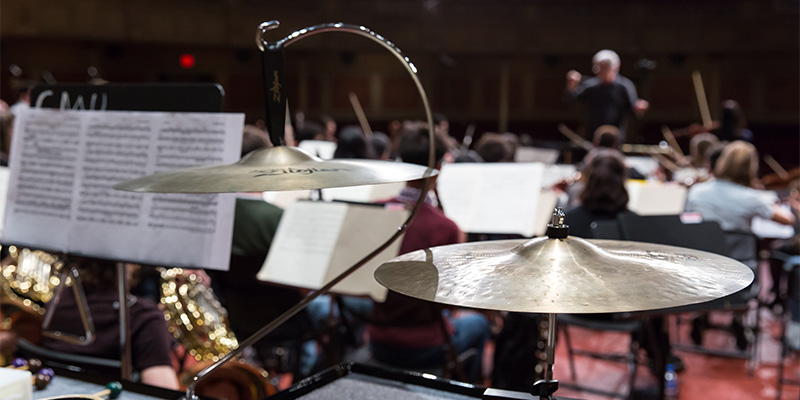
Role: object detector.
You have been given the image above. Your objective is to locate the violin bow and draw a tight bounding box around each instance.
[557,123,594,152]
[691,71,714,130]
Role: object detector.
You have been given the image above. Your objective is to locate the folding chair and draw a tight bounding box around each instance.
[616,213,761,373]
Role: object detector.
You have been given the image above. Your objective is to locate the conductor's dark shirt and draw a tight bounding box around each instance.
[566,75,639,138]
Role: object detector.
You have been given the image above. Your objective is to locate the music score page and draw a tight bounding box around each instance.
[259,201,408,302]
[3,108,243,270]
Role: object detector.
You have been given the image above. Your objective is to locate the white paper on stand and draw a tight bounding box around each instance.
[258,201,408,302]
[532,190,559,237]
[752,197,795,239]
[625,156,661,179]
[515,147,559,164]
[298,140,337,160]
[625,180,687,216]
[541,164,578,190]
[2,109,244,270]
[437,162,546,237]
[0,167,10,239]
[262,190,312,209]
[262,182,406,208]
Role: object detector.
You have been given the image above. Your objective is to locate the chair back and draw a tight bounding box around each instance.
[617,213,757,309]
[616,213,729,255]
[589,219,622,240]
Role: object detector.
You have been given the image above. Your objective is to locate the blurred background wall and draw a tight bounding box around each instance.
[1,0,797,166]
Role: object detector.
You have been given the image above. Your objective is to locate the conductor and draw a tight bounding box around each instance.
[565,49,649,139]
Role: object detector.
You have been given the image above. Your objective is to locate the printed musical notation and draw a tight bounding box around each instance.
[259,201,408,302]
[3,109,244,270]
[437,162,548,237]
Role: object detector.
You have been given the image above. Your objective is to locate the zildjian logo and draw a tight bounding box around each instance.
[271,71,281,102]
[252,167,352,177]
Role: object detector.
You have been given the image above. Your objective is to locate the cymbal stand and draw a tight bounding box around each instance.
[530,313,559,399]
[484,210,571,400]
[482,313,571,400]
[531,209,568,398]
[183,20,437,400]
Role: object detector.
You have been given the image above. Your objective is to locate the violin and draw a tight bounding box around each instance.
[760,167,800,190]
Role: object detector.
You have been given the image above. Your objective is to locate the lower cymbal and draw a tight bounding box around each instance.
[374,237,753,314]
[113,146,437,193]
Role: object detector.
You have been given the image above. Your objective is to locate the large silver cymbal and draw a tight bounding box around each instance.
[374,237,754,314]
[114,146,436,193]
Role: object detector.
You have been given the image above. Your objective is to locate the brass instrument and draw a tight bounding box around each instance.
[1,247,95,347]
[1,246,62,316]
[158,268,238,362]
[159,268,274,399]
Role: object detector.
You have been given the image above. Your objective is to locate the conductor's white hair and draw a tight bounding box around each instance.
[592,49,620,69]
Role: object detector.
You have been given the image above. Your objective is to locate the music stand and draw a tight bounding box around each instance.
[21,83,224,381]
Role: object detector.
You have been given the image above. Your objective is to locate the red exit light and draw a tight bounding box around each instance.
[179,54,196,69]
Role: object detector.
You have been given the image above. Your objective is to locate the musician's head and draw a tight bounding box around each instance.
[370,131,391,160]
[690,133,719,169]
[592,125,620,149]
[334,125,372,159]
[433,112,449,136]
[398,124,448,189]
[475,133,512,163]
[398,124,447,168]
[592,49,620,84]
[295,121,324,143]
[580,148,629,214]
[715,140,758,187]
[719,99,747,141]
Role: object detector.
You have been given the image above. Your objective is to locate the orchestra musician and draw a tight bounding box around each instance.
[41,257,180,390]
[686,141,795,237]
[367,126,490,383]
[685,140,796,348]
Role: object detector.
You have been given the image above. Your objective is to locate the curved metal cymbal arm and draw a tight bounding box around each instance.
[184,21,436,400]
[256,20,436,167]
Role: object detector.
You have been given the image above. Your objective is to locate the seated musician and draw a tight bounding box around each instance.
[367,125,490,383]
[686,140,795,266]
[563,149,684,376]
[685,140,795,348]
[564,148,635,238]
[41,256,180,389]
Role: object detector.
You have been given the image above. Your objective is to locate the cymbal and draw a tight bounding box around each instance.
[114,146,436,193]
[374,237,753,314]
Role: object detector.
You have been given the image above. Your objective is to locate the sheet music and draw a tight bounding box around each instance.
[625,180,687,216]
[258,201,407,301]
[752,216,795,239]
[532,190,559,236]
[0,167,10,238]
[298,140,337,160]
[752,193,794,239]
[262,190,312,209]
[3,109,243,270]
[437,162,545,237]
[625,156,661,178]
[261,182,406,207]
[542,164,578,190]
[515,147,560,164]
